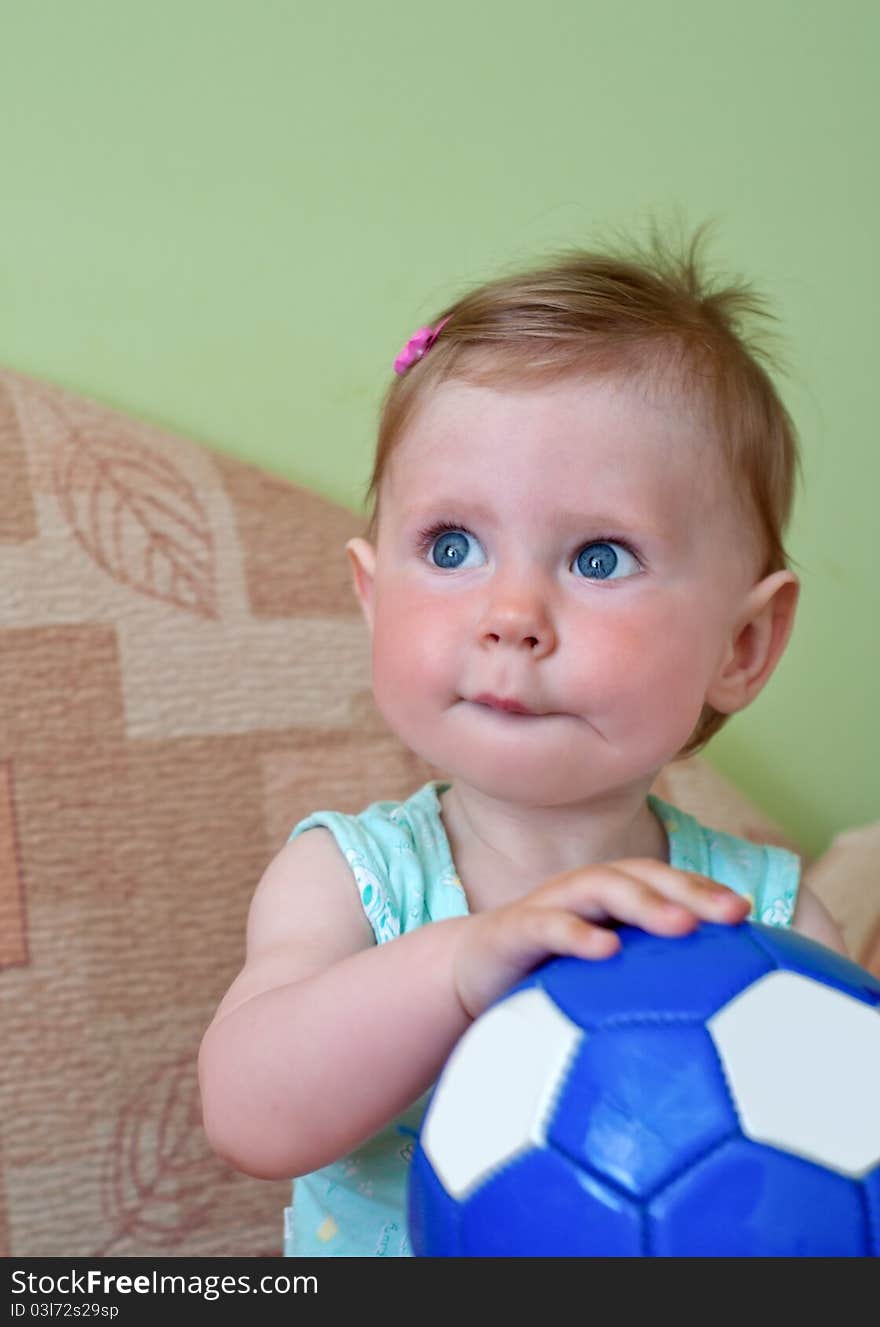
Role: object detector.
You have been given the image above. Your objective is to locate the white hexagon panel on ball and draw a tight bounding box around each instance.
[420,988,582,1198]
[708,970,880,1176]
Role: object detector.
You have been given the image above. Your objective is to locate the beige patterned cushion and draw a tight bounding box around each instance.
[1,364,876,1257]
[0,366,432,1257]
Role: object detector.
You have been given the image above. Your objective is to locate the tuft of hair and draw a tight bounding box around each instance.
[370,224,801,757]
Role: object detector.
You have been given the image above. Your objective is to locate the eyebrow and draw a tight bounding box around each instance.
[402,499,498,526]
[402,500,670,542]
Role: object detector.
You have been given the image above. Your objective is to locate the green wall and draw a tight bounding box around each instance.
[3,2,877,856]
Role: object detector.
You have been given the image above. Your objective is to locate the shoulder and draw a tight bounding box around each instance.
[289,781,459,943]
[209,828,374,1025]
[791,883,848,955]
[247,826,373,953]
[290,783,441,860]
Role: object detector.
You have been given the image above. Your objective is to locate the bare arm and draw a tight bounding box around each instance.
[199,833,749,1182]
[198,828,474,1180]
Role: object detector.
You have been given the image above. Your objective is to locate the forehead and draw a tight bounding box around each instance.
[383,374,727,523]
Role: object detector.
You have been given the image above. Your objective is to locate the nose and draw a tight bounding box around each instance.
[477,573,557,658]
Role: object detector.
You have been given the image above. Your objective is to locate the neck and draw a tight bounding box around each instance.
[438,778,668,912]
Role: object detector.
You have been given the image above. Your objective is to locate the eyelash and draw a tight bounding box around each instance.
[414,520,646,572]
[414,519,476,558]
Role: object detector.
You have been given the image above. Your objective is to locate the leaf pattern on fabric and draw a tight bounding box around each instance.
[53,421,217,617]
[95,1053,220,1254]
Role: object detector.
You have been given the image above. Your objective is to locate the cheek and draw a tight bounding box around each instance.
[571,601,719,719]
[370,588,459,708]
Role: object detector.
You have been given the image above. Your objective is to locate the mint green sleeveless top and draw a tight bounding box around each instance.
[283,781,800,1258]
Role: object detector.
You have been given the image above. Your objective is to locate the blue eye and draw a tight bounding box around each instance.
[427,528,486,570]
[573,541,640,581]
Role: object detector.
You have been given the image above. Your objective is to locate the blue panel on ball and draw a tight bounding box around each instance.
[459,1146,643,1256]
[864,1164,880,1257]
[746,923,880,1008]
[408,1146,462,1257]
[547,1024,738,1197]
[513,923,772,1028]
[649,1137,871,1256]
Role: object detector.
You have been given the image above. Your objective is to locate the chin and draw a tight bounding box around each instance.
[445,757,597,807]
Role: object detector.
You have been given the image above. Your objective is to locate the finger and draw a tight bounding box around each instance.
[577,872,702,933]
[537,862,748,929]
[494,905,623,969]
[543,910,622,960]
[614,859,751,921]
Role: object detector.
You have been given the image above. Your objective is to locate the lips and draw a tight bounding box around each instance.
[471,693,538,716]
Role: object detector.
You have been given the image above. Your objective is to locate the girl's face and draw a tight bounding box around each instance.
[349,374,790,807]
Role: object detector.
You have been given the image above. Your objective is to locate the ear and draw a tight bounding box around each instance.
[706,570,800,715]
[345,537,377,632]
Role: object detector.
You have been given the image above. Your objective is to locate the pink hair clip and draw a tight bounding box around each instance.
[393,316,450,375]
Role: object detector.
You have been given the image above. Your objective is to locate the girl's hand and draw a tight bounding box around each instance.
[454,860,750,1020]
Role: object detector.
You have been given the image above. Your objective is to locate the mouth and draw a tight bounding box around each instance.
[470,693,541,716]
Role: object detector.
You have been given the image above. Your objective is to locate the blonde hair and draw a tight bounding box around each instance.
[367,229,801,757]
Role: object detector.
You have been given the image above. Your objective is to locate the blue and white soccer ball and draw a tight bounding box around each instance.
[408,922,880,1256]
